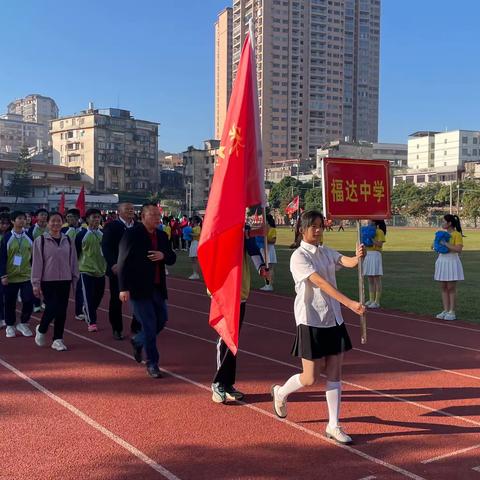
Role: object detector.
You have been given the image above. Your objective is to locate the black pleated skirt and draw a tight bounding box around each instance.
[291,323,352,360]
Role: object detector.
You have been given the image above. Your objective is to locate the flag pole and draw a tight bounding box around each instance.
[357,220,367,344]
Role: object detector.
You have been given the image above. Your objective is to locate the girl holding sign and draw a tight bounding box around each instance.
[271,210,365,444]
[434,214,464,321]
[363,220,386,309]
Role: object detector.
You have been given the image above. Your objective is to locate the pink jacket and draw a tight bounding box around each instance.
[31,233,79,289]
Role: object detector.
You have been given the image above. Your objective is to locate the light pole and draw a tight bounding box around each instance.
[186,182,192,218]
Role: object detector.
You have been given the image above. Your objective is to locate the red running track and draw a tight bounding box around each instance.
[1,276,480,479]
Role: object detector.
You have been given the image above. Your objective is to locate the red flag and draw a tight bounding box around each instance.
[198,30,264,355]
[285,195,299,215]
[75,185,86,217]
[59,192,65,215]
[253,210,259,223]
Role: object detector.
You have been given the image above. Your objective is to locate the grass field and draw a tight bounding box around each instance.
[168,227,480,324]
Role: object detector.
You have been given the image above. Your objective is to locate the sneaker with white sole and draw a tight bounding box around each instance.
[33,306,42,313]
[188,273,200,280]
[0,319,6,329]
[444,312,457,321]
[6,326,16,338]
[260,284,274,292]
[75,314,85,321]
[271,385,287,418]
[326,425,352,444]
[16,323,33,337]
[435,311,447,320]
[368,302,380,309]
[35,325,47,347]
[211,382,227,403]
[225,385,244,401]
[51,339,67,351]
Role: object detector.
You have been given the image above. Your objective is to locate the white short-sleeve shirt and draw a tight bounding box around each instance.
[290,241,344,328]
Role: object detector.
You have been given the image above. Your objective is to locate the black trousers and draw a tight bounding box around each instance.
[5,281,33,326]
[80,274,105,325]
[38,281,71,340]
[213,302,246,386]
[108,274,141,334]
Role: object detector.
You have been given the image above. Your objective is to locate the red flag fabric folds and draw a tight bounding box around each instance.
[75,185,86,218]
[198,31,263,355]
[285,195,299,215]
[59,192,65,215]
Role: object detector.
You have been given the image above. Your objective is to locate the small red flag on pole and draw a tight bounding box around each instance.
[198,25,264,355]
[59,191,65,215]
[75,185,86,218]
[285,195,299,215]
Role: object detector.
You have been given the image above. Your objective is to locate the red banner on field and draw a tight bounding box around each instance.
[322,158,391,219]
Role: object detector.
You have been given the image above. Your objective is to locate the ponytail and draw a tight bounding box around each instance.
[444,214,463,235]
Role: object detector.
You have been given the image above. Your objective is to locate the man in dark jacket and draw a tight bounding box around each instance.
[118,203,176,378]
[101,202,141,340]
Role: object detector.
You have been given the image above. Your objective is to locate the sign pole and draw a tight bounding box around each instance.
[357,220,367,344]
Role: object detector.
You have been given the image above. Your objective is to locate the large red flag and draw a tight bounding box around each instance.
[75,185,86,217]
[198,30,264,355]
[59,191,65,215]
[285,195,299,215]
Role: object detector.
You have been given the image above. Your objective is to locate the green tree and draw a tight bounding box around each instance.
[9,147,32,205]
[391,183,422,214]
[268,176,303,210]
[304,187,323,211]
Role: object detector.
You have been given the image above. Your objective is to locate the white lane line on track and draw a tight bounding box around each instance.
[358,476,377,480]
[422,444,480,464]
[168,284,480,334]
[44,323,425,480]
[0,356,181,480]
[68,305,480,429]
[161,302,480,383]
[473,466,480,472]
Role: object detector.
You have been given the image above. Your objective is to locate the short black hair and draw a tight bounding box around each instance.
[11,210,26,221]
[35,208,48,216]
[0,212,11,223]
[140,203,158,216]
[85,208,101,218]
[66,208,80,217]
[47,211,64,222]
[300,210,325,231]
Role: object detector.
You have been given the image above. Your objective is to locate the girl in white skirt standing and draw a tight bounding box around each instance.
[363,220,386,309]
[434,214,464,321]
[259,214,277,291]
[188,216,202,280]
[271,210,365,444]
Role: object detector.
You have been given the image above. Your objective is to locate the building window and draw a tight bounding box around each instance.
[473,149,478,156]
[462,148,468,155]
[444,151,447,155]
[462,136,468,144]
[473,137,478,144]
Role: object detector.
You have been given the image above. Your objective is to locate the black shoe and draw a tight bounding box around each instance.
[113,331,124,341]
[146,365,163,378]
[225,385,244,401]
[130,338,143,363]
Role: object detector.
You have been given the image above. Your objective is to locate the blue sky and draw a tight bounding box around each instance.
[1,0,479,152]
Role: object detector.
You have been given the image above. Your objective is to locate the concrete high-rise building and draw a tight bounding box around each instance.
[215,0,380,165]
[215,7,233,139]
[50,106,158,193]
[0,113,44,154]
[8,94,59,149]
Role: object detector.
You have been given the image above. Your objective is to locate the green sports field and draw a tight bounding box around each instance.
[169,227,480,324]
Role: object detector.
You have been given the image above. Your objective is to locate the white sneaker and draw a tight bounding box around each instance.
[6,326,16,338]
[444,312,457,321]
[188,273,200,280]
[260,284,274,292]
[0,319,6,329]
[435,311,447,320]
[51,339,67,351]
[33,306,42,313]
[35,325,47,347]
[16,323,33,337]
[368,302,380,309]
[41,303,46,310]
[271,385,287,418]
[75,314,85,321]
[326,425,352,444]
[165,268,169,276]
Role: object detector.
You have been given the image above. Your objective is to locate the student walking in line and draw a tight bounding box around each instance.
[0,211,35,338]
[101,202,141,340]
[118,203,176,378]
[363,220,386,309]
[211,225,269,404]
[32,212,79,351]
[258,214,277,292]
[0,213,12,330]
[28,208,49,313]
[62,208,86,321]
[182,221,193,253]
[271,210,365,444]
[434,214,464,321]
[75,208,106,332]
[188,216,202,280]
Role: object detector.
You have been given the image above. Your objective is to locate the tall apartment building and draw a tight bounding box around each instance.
[8,94,59,149]
[215,7,233,139]
[50,106,158,193]
[0,113,45,154]
[215,0,380,165]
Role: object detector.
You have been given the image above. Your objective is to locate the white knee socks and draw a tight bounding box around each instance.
[277,373,303,400]
[326,380,342,429]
